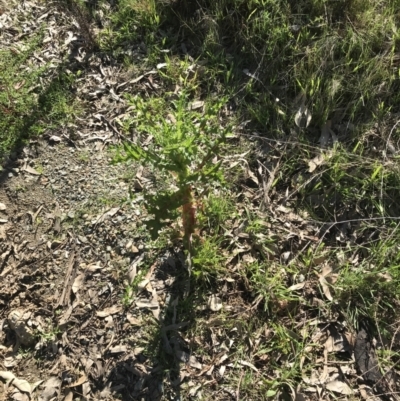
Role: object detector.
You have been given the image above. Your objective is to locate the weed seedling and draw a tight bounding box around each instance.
[114,92,230,250]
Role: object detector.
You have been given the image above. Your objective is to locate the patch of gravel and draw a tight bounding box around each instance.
[0,130,184,401]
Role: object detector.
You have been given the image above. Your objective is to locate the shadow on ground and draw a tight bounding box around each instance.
[103,252,195,401]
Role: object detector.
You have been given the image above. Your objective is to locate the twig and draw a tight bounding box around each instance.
[55,246,76,308]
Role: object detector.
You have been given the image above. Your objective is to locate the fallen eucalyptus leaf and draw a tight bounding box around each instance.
[288,282,306,291]
[72,273,85,294]
[319,276,333,301]
[96,306,122,317]
[67,375,88,388]
[38,376,61,401]
[0,371,31,394]
[22,165,40,175]
[109,345,128,354]
[326,380,352,395]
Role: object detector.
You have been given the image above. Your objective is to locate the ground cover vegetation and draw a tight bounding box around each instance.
[1,0,400,399]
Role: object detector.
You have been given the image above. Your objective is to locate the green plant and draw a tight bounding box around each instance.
[114,92,230,249]
[0,31,80,160]
[192,235,227,282]
[199,192,235,231]
[37,325,61,342]
[244,261,300,313]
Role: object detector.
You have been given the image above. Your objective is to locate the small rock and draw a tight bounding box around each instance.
[207,295,223,312]
[0,202,6,211]
[78,235,88,243]
[8,310,36,346]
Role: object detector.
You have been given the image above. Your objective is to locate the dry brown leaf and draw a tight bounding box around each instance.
[127,254,145,284]
[319,276,333,301]
[39,377,61,401]
[95,207,120,224]
[321,264,332,277]
[63,391,73,401]
[109,345,127,354]
[288,282,306,291]
[82,381,91,399]
[67,375,87,388]
[0,371,31,394]
[326,380,352,395]
[86,262,103,272]
[14,80,25,90]
[96,306,122,318]
[126,313,141,326]
[189,100,204,110]
[308,153,325,173]
[246,167,259,186]
[238,360,258,372]
[175,350,202,369]
[22,165,40,175]
[137,279,151,293]
[325,333,349,353]
[11,390,30,401]
[72,273,85,294]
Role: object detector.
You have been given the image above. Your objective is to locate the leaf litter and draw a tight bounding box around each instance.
[0,1,399,401]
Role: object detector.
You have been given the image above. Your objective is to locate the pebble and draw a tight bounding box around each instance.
[78,235,88,243]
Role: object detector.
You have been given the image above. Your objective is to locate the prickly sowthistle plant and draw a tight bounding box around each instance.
[114,92,230,249]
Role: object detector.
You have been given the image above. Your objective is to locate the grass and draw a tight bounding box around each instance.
[3,0,400,398]
[99,0,400,396]
[0,29,81,159]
